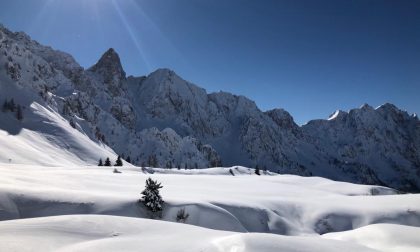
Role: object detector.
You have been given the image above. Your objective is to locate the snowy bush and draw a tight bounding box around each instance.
[176,208,189,223]
[141,178,164,213]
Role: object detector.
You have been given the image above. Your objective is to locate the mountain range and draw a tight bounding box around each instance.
[0,24,419,192]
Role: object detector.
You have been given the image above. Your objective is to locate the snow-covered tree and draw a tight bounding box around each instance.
[104,157,112,166]
[115,155,123,166]
[141,178,164,213]
[98,158,103,166]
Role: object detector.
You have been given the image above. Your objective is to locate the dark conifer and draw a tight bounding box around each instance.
[255,165,261,175]
[9,99,15,112]
[16,105,23,121]
[115,155,123,166]
[2,100,8,112]
[104,157,112,166]
[140,178,164,213]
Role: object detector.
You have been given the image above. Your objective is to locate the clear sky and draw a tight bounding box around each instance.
[0,0,419,124]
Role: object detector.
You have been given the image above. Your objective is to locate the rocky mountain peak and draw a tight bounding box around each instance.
[87,48,126,97]
[265,109,299,130]
[328,110,348,121]
[89,48,126,80]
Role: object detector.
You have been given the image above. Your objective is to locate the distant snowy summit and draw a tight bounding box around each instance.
[0,24,419,192]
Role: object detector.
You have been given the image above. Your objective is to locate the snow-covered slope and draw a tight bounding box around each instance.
[324,223,420,252]
[0,165,419,251]
[0,24,419,191]
[1,165,418,235]
[0,215,380,252]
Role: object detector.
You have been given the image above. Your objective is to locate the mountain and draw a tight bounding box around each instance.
[0,24,419,191]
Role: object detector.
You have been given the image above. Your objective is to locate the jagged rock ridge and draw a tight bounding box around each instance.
[0,24,419,192]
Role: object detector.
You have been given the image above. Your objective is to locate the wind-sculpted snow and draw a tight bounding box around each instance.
[0,24,419,191]
[0,165,419,251]
[0,215,382,252]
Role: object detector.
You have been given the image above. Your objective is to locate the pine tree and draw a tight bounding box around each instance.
[115,155,123,166]
[9,99,15,112]
[2,100,8,112]
[141,178,164,213]
[126,156,131,163]
[104,157,112,166]
[16,105,23,121]
[98,158,103,166]
[148,154,157,167]
[255,165,260,175]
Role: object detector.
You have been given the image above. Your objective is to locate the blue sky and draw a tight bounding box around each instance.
[1,0,419,124]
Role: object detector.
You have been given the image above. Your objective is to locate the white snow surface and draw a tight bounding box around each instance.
[0,215,378,252]
[0,101,119,166]
[0,165,419,251]
[324,223,420,252]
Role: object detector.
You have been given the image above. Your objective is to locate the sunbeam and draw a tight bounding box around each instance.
[111,0,151,71]
[126,0,189,70]
[28,0,58,38]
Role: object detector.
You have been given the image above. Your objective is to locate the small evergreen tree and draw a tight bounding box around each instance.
[2,100,8,112]
[98,158,103,166]
[115,155,123,166]
[69,119,76,129]
[147,154,157,167]
[141,178,164,213]
[16,105,23,121]
[9,99,15,112]
[104,157,112,166]
[255,165,260,175]
[126,156,131,163]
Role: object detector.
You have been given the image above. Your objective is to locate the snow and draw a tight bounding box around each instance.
[0,165,419,251]
[0,215,378,252]
[324,223,420,252]
[0,101,119,166]
[0,22,419,252]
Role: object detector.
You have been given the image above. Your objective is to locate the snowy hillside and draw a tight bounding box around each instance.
[0,24,419,191]
[0,165,419,251]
